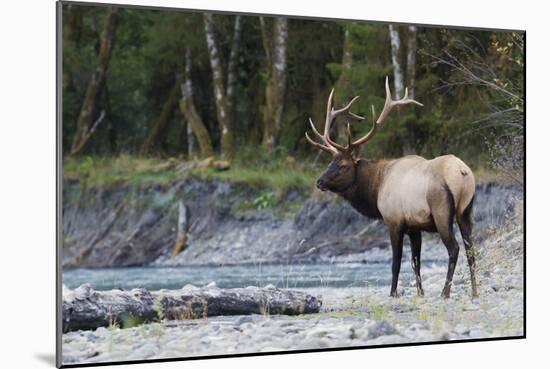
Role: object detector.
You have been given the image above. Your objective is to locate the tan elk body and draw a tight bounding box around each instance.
[378,155,475,230]
[306,77,478,298]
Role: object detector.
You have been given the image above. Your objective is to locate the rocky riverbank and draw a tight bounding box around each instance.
[62,221,524,365]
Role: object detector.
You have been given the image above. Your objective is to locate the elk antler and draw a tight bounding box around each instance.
[306,76,423,156]
[305,88,365,155]
[349,76,423,147]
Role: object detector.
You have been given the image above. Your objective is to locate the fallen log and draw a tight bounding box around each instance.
[172,200,189,256]
[62,284,322,332]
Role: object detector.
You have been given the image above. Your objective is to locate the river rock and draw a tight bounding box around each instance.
[365,320,397,339]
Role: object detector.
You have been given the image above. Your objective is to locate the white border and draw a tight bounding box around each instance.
[1,1,546,369]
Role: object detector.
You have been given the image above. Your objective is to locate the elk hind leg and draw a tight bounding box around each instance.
[409,231,424,297]
[389,225,404,298]
[457,198,478,298]
[431,187,460,299]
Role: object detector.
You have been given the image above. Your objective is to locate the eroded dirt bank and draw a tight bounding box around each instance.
[62,177,521,268]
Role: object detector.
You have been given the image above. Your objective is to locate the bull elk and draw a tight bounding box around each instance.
[306,77,478,299]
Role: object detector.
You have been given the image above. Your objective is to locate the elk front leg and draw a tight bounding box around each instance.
[389,225,404,297]
[409,231,424,297]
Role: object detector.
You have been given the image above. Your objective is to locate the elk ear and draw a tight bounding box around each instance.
[344,123,361,162]
[348,145,361,162]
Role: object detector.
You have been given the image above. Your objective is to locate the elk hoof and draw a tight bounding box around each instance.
[441,282,452,298]
[417,289,425,297]
[390,290,400,298]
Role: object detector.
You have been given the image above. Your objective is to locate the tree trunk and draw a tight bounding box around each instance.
[403,25,417,154]
[388,24,404,99]
[261,17,288,150]
[179,48,215,158]
[70,7,119,155]
[62,4,83,92]
[334,26,354,143]
[226,16,242,123]
[259,17,272,64]
[172,200,189,256]
[62,284,322,332]
[102,84,117,154]
[139,83,179,156]
[204,13,235,159]
[311,67,327,165]
[186,119,197,159]
[406,26,417,100]
[64,4,83,46]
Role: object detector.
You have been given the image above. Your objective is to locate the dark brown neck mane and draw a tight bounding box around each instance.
[338,159,388,219]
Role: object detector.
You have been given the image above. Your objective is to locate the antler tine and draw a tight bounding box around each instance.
[324,88,335,137]
[329,95,365,124]
[309,117,324,141]
[334,95,361,114]
[310,116,346,151]
[375,76,423,125]
[325,135,347,152]
[324,94,364,150]
[351,76,423,147]
[305,88,366,155]
[307,112,341,154]
[305,131,338,155]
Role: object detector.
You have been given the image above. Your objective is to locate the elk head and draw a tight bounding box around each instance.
[306,77,423,193]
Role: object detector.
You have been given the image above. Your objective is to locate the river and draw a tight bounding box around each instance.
[61,259,446,291]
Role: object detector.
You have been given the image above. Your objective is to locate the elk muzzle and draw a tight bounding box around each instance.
[316,178,328,191]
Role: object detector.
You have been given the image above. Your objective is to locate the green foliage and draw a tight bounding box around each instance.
[152,296,165,321]
[61,3,524,172]
[251,191,275,210]
[121,315,145,329]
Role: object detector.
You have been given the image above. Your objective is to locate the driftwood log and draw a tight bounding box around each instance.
[171,200,189,256]
[62,284,322,332]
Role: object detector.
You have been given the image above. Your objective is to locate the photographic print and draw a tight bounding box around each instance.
[57,1,525,366]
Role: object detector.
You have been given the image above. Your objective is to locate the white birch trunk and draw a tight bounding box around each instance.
[403,25,418,154]
[179,47,214,158]
[261,17,288,149]
[183,53,196,158]
[272,17,288,134]
[406,25,417,99]
[226,15,242,116]
[388,24,404,99]
[342,28,353,70]
[204,13,234,158]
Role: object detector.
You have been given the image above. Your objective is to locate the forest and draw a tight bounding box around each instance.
[61,3,524,186]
